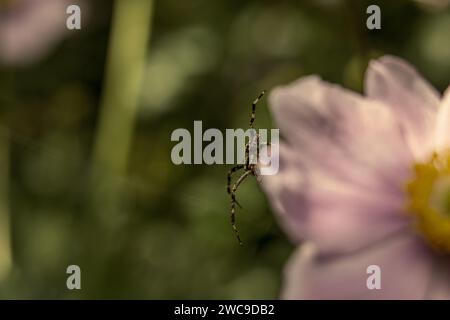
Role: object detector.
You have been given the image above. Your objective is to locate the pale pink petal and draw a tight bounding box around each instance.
[365,55,440,161]
[270,76,412,193]
[262,76,412,253]
[260,144,308,244]
[0,0,87,66]
[262,153,410,253]
[281,235,437,300]
[434,86,450,153]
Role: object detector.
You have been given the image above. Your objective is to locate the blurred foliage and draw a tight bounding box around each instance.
[0,0,449,299]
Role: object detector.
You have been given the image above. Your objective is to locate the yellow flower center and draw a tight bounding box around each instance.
[407,152,450,253]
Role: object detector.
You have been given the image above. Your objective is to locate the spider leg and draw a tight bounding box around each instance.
[250,90,266,129]
[230,170,252,244]
[244,142,250,167]
[225,90,267,244]
[230,141,252,209]
[227,165,244,194]
[227,164,244,208]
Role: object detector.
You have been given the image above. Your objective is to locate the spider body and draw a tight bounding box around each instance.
[227,90,266,244]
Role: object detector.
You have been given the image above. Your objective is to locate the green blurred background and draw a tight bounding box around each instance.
[0,0,449,299]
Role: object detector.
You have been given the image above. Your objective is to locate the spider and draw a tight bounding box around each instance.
[227,90,266,245]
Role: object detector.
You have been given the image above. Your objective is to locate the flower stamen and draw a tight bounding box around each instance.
[407,152,450,253]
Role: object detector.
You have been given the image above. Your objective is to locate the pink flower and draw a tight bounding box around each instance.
[0,0,84,66]
[262,56,450,299]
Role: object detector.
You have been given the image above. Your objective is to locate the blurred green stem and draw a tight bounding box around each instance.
[0,130,12,282]
[91,0,153,221]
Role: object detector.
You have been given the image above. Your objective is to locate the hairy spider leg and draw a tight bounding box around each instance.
[230,170,252,244]
[227,90,266,244]
[227,164,245,208]
[249,90,266,129]
[227,165,245,193]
